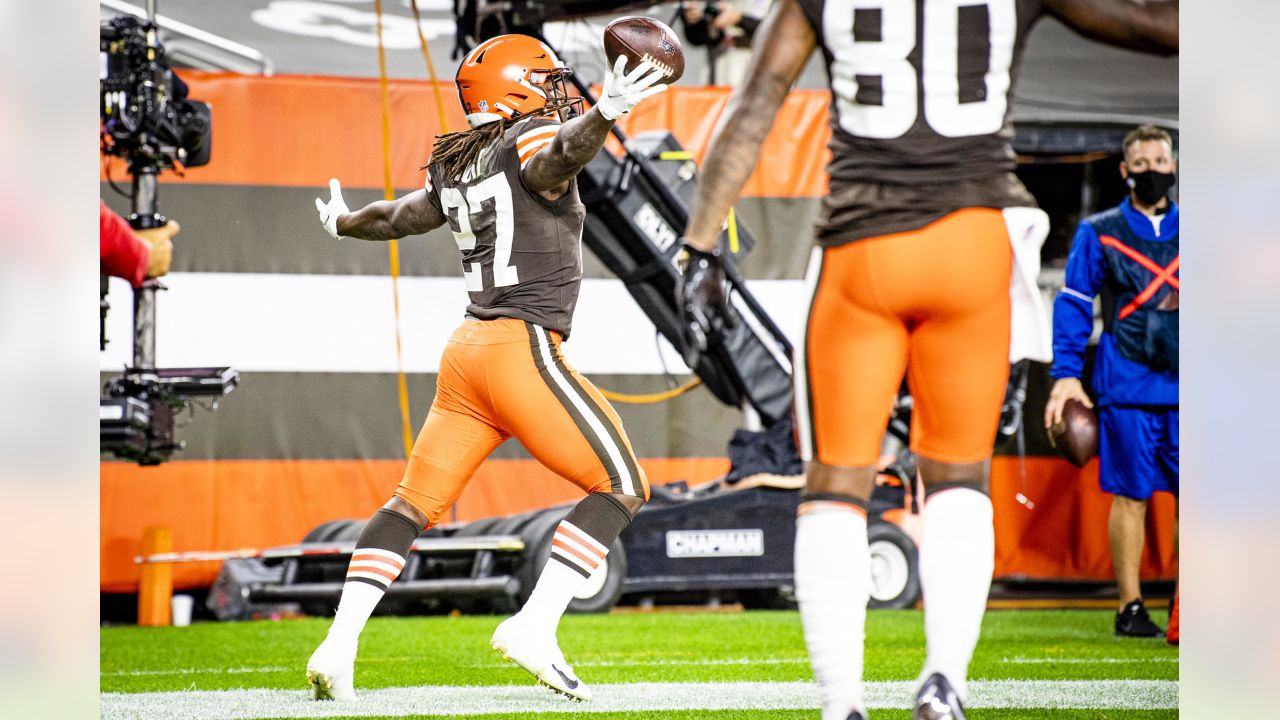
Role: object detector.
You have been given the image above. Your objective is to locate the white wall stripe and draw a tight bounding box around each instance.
[559,520,609,555]
[793,247,824,462]
[99,679,1178,718]
[729,290,793,376]
[99,274,809,375]
[534,328,637,496]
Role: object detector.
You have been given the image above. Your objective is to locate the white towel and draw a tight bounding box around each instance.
[1003,207,1053,363]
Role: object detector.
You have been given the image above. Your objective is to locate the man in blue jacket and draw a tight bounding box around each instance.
[1046,124,1178,638]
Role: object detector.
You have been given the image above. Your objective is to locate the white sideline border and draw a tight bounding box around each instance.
[101,679,1177,719]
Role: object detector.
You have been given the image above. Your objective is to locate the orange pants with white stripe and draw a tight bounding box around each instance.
[394,318,650,526]
[795,208,1014,466]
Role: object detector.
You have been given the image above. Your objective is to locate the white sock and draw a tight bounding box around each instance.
[795,503,870,720]
[918,488,995,700]
[518,551,605,635]
[324,581,386,648]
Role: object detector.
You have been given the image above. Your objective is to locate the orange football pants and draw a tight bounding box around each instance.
[795,207,1013,466]
[395,318,649,526]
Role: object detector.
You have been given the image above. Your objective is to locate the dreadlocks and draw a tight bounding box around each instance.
[426,99,583,184]
[427,119,513,183]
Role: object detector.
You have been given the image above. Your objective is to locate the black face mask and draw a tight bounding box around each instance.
[1127,170,1176,206]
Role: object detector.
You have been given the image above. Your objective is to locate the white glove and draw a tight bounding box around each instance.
[314,178,350,240]
[596,55,669,121]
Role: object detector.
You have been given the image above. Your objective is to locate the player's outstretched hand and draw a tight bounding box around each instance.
[676,242,735,368]
[596,56,668,121]
[315,178,350,240]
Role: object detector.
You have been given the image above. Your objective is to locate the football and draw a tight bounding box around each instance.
[603,16,685,85]
[1048,398,1099,468]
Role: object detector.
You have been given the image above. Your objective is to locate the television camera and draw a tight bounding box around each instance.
[100,4,236,466]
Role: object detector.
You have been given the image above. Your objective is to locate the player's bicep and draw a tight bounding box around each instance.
[390,189,447,236]
[521,144,574,195]
[517,122,572,195]
[1042,0,1178,55]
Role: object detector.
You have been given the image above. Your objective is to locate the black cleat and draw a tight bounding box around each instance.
[1115,599,1165,638]
[914,672,966,720]
[847,712,867,720]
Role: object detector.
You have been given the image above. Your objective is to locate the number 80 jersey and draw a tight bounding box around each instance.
[424,117,588,338]
[797,0,1042,245]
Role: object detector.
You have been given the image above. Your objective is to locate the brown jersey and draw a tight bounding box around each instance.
[796,0,1042,245]
[425,117,587,337]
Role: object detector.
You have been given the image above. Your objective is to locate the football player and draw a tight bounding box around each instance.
[306,35,667,702]
[678,2,1177,719]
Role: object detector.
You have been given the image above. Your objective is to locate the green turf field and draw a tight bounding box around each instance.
[101,608,1177,719]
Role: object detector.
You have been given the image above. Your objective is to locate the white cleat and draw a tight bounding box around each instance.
[491,616,592,702]
[306,639,357,701]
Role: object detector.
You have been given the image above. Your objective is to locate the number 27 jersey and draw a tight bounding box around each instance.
[796,0,1042,245]
[424,118,588,338]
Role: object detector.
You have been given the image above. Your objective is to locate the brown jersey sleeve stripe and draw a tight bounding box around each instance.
[525,322,627,495]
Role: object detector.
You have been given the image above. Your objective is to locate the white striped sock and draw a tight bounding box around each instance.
[795,505,869,720]
[518,557,590,634]
[918,488,995,701]
[326,580,386,645]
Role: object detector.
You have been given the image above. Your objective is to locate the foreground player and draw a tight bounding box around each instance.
[306,36,667,702]
[678,2,1177,718]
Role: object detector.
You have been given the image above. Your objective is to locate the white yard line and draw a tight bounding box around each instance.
[105,657,1175,676]
[103,666,291,677]
[467,655,1178,669]
[1003,656,1179,664]
[101,679,1177,719]
[468,657,811,668]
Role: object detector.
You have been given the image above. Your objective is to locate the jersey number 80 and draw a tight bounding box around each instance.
[824,0,1015,139]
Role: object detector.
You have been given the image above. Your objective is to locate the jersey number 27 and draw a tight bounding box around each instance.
[440,173,519,292]
[824,0,1015,139]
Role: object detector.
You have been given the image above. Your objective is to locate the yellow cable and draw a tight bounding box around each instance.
[374,0,415,459]
[408,0,453,134]
[726,206,739,254]
[595,377,703,404]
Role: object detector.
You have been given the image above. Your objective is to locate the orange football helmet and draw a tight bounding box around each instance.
[456,35,581,127]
